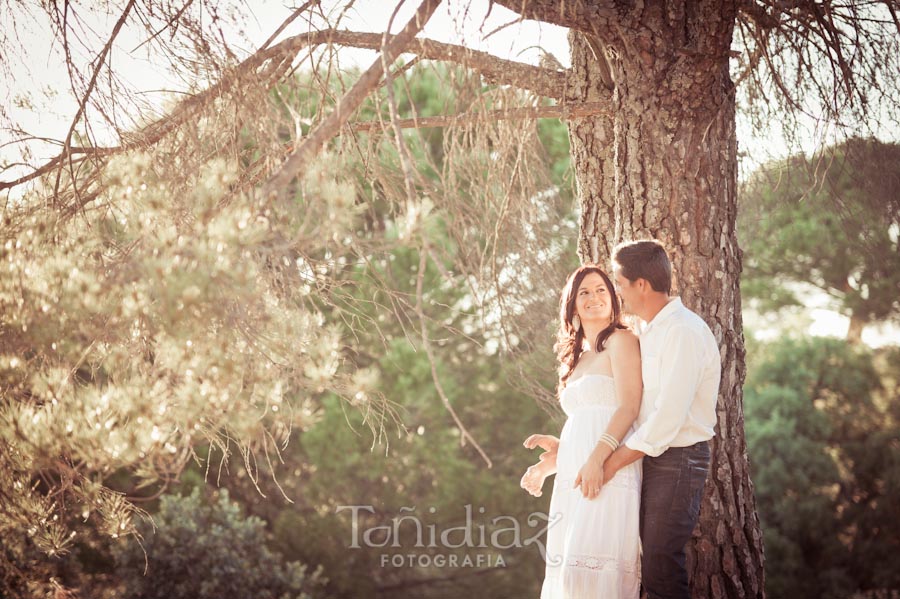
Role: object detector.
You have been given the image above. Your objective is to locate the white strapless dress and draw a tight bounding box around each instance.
[540,374,642,599]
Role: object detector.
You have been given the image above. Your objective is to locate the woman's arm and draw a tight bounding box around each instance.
[521,434,559,497]
[600,329,643,444]
[523,434,560,453]
[575,330,642,499]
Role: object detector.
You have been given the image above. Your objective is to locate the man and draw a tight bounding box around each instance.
[602,239,721,599]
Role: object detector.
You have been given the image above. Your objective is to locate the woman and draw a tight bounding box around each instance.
[520,265,643,599]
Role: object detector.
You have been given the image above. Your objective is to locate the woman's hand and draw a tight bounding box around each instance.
[521,434,560,497]
[574,450,607,500]
[523,434,560,453]
[520,451,557,497]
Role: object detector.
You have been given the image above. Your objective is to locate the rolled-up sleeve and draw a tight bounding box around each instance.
[625,325,704,457]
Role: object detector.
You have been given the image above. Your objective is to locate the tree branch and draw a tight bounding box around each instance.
[491,0,620,33]
[258,0,320,52]
[2,14,580,194]
[259,0,443,200]
[262,29,567,99]
[53,0,137,200]
[737,0,782,30]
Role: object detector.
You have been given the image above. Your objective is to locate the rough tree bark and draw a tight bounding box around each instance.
[511,1,767,596]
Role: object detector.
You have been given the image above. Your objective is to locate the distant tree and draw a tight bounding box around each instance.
[745,337,900,598]
[113,488,325,599]
[739,138,900,343]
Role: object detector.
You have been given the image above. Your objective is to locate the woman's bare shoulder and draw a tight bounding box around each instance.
[608,327,638,343]
[607,328,639,351]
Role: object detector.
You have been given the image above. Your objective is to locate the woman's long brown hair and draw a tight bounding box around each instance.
[553,265,627,395]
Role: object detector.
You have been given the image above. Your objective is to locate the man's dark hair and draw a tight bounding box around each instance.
[612,240,672,294]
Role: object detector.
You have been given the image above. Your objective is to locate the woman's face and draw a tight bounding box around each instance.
[574,272,613,327]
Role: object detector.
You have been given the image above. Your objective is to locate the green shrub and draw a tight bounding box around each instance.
[114,488,327,599]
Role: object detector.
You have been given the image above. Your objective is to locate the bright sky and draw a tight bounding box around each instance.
[2,1,896,346]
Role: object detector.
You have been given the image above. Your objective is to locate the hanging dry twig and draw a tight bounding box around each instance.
[350,101,610,131]
[414,250,493,467]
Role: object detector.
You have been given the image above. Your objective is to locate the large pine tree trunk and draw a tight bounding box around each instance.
[566,5,766,597]
[846,314,865,345]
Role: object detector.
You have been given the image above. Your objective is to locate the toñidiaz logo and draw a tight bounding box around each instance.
[335,504,562,568]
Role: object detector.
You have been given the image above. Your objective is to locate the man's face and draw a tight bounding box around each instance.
[613,267,640,316]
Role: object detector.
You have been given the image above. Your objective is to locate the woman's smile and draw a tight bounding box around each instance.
[576,273,614,323]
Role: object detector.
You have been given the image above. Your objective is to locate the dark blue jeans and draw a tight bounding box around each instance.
[640,441,710,599]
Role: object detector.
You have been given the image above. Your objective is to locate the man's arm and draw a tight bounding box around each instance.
[603,445,645,480]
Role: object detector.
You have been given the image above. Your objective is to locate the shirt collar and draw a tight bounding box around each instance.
[640,297,683,335]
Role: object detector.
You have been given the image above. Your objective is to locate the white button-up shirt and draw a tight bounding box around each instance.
[625,297,721,458]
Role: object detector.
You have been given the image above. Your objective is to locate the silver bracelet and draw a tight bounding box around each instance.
[598,433,619,451]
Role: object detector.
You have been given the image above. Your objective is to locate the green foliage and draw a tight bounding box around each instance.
[262,345,556,598]
[210,232,562,597]
[745,337,900,598]
[211,65,575,598]
[0,148,367,559]
[113,488,326,599]
[1,56,575,597]
[738,138,900,335]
